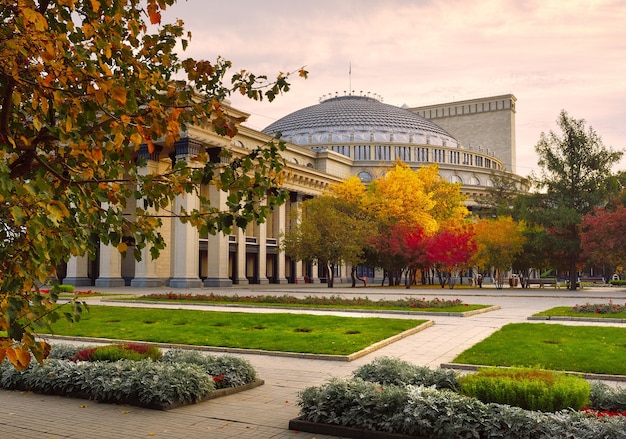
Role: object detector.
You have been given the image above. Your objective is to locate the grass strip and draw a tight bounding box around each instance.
[534,306,626,319]
[452,323,626,375]
[40,305,426,356]
[129,293,489,313]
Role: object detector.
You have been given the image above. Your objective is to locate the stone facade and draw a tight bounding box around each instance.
[410,94,517,173]
[62,94,526,287]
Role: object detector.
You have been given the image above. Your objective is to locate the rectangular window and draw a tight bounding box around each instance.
[395,146,410,161]
[462,153,472,166]
[416,147,429,162]
[449,151,460,164]
[331,145,350,157]
[434,149,445,163]
[476,156,483,167]
[485,158,491,168]
[356,265,375,278]
[374,145,391,161]
[354,145,370,160]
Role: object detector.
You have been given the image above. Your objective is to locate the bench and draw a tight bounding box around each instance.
[525,278,559,288]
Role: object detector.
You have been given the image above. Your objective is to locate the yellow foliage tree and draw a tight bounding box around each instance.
[0,0,305,368]
[472,216,527,289]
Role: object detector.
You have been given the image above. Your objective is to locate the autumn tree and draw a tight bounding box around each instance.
[282,195,373,287]
[530,110,622,290]
[0,0,306,368]
[366,223,427,287]
[362,162,469,284]
[425,224,476,289]
[472,216,526,289]
[581,206,626,272]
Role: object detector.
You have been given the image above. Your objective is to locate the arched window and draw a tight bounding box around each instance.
[357,171,373,183]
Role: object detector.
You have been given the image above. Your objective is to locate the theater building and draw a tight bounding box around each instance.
[62,93,526,287]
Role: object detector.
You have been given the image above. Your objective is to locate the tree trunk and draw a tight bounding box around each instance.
[568,259,578,291]
[326,262,334,288]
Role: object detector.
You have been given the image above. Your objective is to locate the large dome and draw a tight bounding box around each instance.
[262,95,458,147]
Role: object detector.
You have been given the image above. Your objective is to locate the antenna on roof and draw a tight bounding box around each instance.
[349,61,352,94]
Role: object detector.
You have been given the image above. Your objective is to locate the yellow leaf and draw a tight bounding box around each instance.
[130,132,143,146]
[111,87,127,106]
[89,0,101,13]
[82,23,94,39]
[120,115,131,126]
[95,88,106,105]
[6,347,31,370]
[33,117,42,132]
[117,242,128,253]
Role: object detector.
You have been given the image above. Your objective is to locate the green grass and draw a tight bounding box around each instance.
[40,305,426,356]
[452,323,626,375]
[534,306,626,319]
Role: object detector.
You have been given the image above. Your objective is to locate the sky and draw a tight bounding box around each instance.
[162,0,626,177]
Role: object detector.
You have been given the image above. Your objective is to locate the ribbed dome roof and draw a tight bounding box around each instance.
[262,95,457,146]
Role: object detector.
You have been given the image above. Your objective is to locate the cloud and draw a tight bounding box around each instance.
[162,0,626,176]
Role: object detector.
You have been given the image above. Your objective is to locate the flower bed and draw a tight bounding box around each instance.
[573,301,626,314]
[139,293,468,309]
[292,358,626,439]
[0,345,261,410]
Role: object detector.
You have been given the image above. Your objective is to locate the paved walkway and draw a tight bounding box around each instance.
[2,284,626,438]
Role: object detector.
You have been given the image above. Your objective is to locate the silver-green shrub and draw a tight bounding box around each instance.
[161,349,257,388]
[298,378,626,438]
[352,356,459,389]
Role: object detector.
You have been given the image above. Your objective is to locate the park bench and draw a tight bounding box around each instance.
[525,278,558,288]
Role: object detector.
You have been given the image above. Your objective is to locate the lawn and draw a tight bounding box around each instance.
[534,306,626,319]
[452,323,626,375]
[40,305,427,356]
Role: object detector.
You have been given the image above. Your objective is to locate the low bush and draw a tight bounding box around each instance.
[458,367,590,411]
[297,378,626,439]
[0,359,213,408]
[589,381,626,412]
[71,343,162,362]
[162,349,256,389]
[352,356,459,390]
[0,344,259,409]
[610,280,626,286]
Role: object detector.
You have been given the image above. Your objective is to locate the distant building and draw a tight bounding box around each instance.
[62,94,526,287]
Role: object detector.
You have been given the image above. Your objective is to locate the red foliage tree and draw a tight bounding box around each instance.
[581,206,626,270]
[425,225,476,288]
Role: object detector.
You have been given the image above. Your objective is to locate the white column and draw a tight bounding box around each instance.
[62,255,91,286]
[95,243,125,287]
[292,193,305,284]
[309,262,321,283]
[204,185,232,287]
[131,147,163,287]
[169,141,203,288]
[235,228,249,285]
[257,218,269,284]
[275,203,288,284]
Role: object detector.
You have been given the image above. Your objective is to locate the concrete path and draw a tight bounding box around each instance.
[1,284,626,438]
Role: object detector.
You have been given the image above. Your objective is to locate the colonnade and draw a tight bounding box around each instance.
[61,140,325,288]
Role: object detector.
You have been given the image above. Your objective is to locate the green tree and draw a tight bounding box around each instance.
[0,0,305,368]
[530,110,622,290]
[282,196,374,288]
